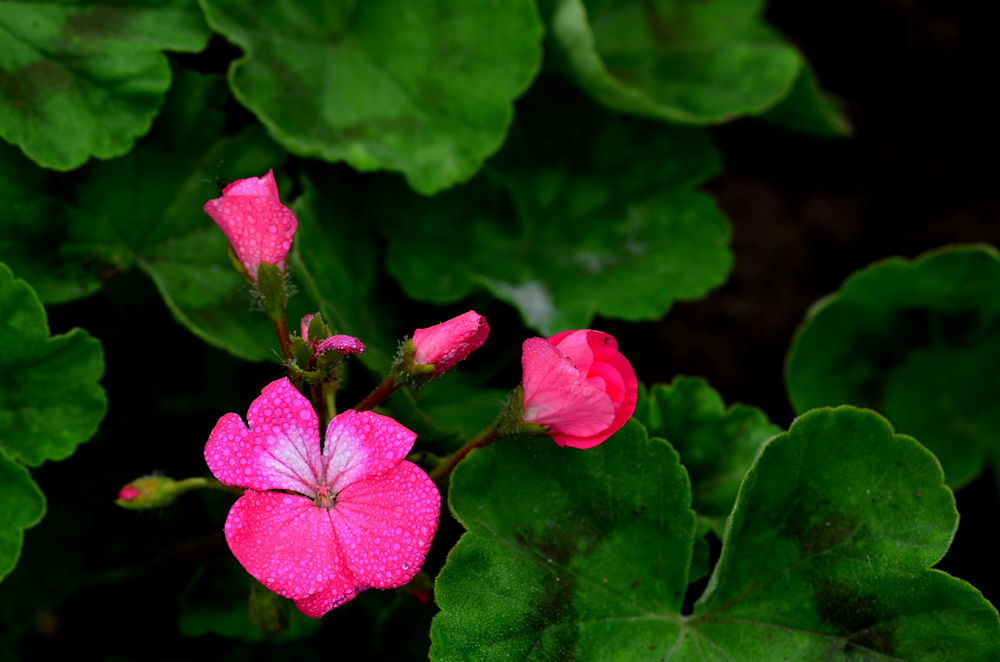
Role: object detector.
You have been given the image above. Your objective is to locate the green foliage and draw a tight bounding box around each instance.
[0,72,296,362]
[198,0,543,194]
[432,409,1000,660]
[432,420,697,660]
[636,376,780,534]
[542,0,800,124]
[0,263,105,583]
[786,245,1000,488]
[0,0,210,170]
[380,94,732,334]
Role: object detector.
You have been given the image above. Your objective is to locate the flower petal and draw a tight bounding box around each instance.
[222,168,280,201]
[332,461,440,589]
[293,582,360,619]
[321,410,417,492]
[520,338,615,437]
[205,378,322,495]
[412,310,489,373]
[224,490,355,602]
[315,334,366,356]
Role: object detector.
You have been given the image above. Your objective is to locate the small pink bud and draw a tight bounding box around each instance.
[117,485,141,501]
[519,329,638,449]
[315,335,365,356]
[411,311,489,374]
[203,169,298,283]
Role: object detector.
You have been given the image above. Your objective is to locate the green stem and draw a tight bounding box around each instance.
[323,382,338,426]
[428,422,501,484]
[178,477,244,496]
[271,315,291,361]
[355,375,399,411]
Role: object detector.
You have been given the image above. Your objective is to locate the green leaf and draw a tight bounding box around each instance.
[380,96,731,334]
[0,72,298,362]
[786,245,1000,487]
[0,449,45,583]
[178,556,322,642]
[0,263,106,467]
[431,420,697,660]
[636,376,780,534]
[542,0,801,124]
[682,407,999,660]
[290,169,397,374]
[759,65,852,137]
[432,407,1000,661]
[198,0,543,194]
[0,0,210,170]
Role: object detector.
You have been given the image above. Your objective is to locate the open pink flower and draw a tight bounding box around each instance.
[520,329,637,449]
[412,310,489,374]
[204,378,440,617]
[203,169,298,283]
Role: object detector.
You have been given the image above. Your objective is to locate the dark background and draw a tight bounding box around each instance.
[7,1,999,659]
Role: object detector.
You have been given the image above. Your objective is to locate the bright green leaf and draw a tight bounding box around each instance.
[0,263,106,467]
[680,407,1000,660]
[432,407,1000,660]
[198,0,543,194]
[0,0,210,170]
[380,99,731,334]
[786,245,1000,487]
[0,72,299,362]
[431,420,697,660]
[543,0,801,124]
[0,449,45,583]
[636,376,780,534]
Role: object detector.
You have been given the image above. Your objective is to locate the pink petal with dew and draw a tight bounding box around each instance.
[412,310,489,373]
[222,169,280,200]
[294,581,361,618]
[332,461,440,588]
[205,378,322,495]
[321,410,417,492]
[224,490,356,602]
[521,338,615,438]
[300,313,316,341]
[315,334,365,356]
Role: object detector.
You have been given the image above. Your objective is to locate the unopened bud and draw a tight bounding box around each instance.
[115,475,197,510]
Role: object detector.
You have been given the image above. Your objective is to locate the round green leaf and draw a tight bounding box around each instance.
[0,72,298,362]
[636,376,780,534]
[682,407,1000,661]
[198,0,543,194]
[380,112,731,335]
[0,0,210,170]
[0,263,107,467]
[0,449,45,583]
[786,245,1000,487]
[431,420,698,660]
[543,0,801,124]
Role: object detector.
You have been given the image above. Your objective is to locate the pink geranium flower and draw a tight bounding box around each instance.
[412,310,489,374]
[203,169,298,283]
[204,378,440,617]
[520,329,638,449]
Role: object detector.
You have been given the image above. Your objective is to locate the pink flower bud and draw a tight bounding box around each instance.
[315,335,365,356]
[117,484,141,501]
[520,329,638,449]
[203,169,298,283]
[411,311,489,374]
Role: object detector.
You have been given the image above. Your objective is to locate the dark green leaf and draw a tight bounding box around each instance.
[431,420,697,660]
[0,449,45,583]
[290,170,397,373]
[681,407,999,661]
[380,98,731,334]
[0,263,106,467]
[759,65,852,137]
[786,245,1000,487]
[198,0,543,194]
[543,0,801,124]
[636,376,780,534]
[0,0,210,170]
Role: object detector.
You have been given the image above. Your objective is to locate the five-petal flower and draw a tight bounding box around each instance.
[204,378,440,617]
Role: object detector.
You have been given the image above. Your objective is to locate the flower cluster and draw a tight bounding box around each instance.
[185,170,638,619]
